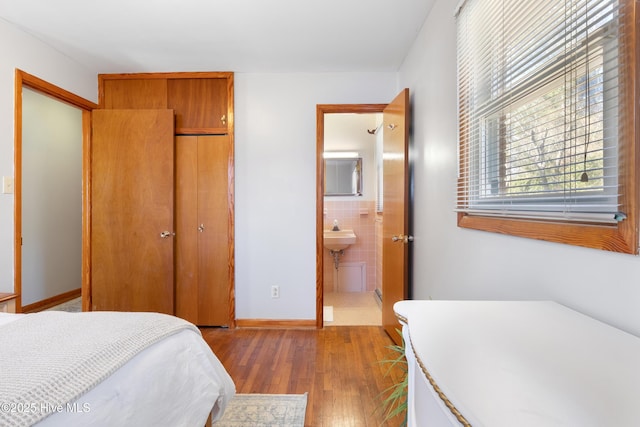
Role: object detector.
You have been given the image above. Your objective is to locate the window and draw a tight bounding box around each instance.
[456,0,638,253]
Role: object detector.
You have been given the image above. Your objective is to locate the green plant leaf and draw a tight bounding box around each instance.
[375,328,408,426]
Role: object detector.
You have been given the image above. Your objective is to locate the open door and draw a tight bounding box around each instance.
[382,89,410,344]
[315,92,410,333]
[91,109,175,314]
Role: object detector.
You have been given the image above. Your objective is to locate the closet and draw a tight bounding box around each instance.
[175,135,231,326]
[91,72,234,327]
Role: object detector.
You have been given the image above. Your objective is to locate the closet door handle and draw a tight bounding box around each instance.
[160,231,175,238]
[198,224,205,232]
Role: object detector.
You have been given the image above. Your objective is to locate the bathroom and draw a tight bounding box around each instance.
[322,112,383,325]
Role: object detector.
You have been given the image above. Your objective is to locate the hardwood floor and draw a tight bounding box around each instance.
[201,326,406,427]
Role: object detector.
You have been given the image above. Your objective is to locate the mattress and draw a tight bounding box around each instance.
[0,312,235,427]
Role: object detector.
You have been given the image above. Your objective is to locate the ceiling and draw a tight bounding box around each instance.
[0,0,435,74]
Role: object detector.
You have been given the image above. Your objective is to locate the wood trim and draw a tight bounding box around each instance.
[316,108,325,329]
[82,109,92,312]
[175,127,229,135]
[458,214,635,253]
[235,319,317,329]
[227,74,236,328]
[18,71,98,110]
[14,69,97,314]
[317,104,388,114]
[21,288,81,313]
[628,0,640,252]
[100,71,234,80]
[457,0,639,255]
[13,71,23,313]
[315,104,387,329]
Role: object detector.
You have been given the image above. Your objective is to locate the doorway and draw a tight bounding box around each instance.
[316,91,411,337]
[14,70,96,312]
[316,104,386,328]
[322,112,383,325]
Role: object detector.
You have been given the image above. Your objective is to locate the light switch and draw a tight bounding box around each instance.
[2,176,14,194]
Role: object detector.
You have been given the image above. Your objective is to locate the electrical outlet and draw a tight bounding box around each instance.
[271,285,280,298]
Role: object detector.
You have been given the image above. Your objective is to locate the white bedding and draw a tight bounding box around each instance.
[0,313,235,427]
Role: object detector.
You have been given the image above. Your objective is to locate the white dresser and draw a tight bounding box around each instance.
[394,300,640,427]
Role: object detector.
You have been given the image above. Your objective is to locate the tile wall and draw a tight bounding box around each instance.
[323,200,377,292]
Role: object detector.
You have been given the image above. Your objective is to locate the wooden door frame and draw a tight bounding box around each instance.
[14,69,97,312]
[315,103,387,328]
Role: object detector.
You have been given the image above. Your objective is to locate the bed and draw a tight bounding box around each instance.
[0,311,235,427]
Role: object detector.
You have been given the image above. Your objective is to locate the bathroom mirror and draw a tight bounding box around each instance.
[324,158,362,196]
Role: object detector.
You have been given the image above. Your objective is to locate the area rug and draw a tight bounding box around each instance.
[45,297,81,312]
[214,393,308,427]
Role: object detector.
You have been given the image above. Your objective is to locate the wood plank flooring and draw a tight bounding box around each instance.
[201,326,406,427]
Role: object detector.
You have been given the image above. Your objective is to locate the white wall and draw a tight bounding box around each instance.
[0,18,97,294]
[234,73,397,320]
[22,88,83,305]
[398,0,640,336]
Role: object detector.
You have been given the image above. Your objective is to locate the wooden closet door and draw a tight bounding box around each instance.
[167,78,229,134]
[102,79,168,109]
[198,135,231,325]
[175,136,199,323]
[175,135,231,326]
[91,109,175,313]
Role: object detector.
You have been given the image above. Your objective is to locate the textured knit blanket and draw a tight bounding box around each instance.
[0,311,200,426]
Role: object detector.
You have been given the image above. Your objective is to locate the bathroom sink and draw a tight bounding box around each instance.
[323,229,356,251]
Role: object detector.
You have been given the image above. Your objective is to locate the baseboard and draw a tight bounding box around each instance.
[236,318,317,329]
[21,288,81,313]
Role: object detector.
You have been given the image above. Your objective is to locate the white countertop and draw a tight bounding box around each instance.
[394,300,640,427]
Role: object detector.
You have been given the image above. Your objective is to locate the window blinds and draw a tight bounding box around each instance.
[456,0,626,224]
